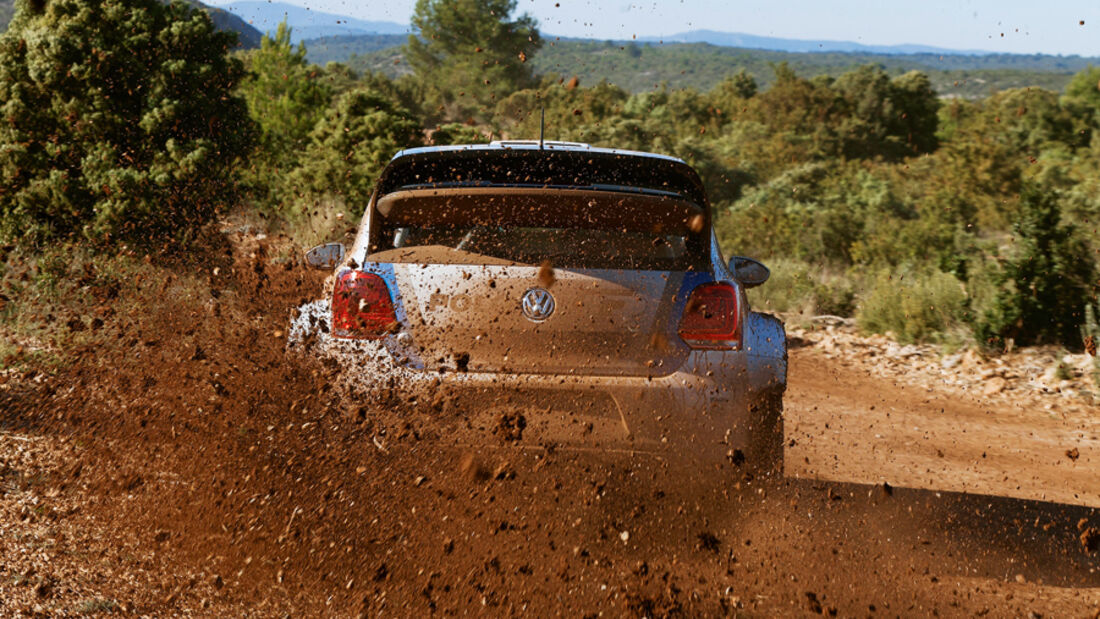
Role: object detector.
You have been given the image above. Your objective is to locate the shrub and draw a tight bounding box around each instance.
[745,258,856,318]
[0,0,254,246]
[857,268,969,344]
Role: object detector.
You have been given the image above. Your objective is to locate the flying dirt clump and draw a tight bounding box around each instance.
[538,260,556,288]
[1080,527,1100,553]
[459,452,491,482]
[696,531,721,553]
[493,412,526,442]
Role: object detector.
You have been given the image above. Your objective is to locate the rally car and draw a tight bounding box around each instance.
[290,141,786,470]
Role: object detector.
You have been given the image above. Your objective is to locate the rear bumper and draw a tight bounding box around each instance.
[288,300,785,453]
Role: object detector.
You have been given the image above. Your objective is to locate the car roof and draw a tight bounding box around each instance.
[376,140,709,208]
[391,140,687,165]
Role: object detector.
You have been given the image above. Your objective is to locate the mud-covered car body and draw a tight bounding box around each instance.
[290,141,786,462]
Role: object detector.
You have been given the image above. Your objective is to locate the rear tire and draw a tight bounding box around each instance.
[747,388,784,478]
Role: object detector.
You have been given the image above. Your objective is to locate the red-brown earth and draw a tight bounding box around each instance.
[1,228,1099,616]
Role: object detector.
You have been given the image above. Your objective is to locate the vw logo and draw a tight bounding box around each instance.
[521,288,555,322]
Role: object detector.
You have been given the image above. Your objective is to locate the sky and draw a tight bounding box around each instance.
[204,0,1100,56]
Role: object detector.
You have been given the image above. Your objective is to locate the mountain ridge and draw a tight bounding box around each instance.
[642,29,993,56]
[214,1,1020,57]
[223,1,407,42]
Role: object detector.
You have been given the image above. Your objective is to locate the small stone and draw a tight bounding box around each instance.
[33,580,51,599]
[619,530,629,543]
[982,377,1007,396]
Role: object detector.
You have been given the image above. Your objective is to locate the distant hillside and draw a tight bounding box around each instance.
[224,1,406,42]
[306,34,408,66]
[181,0,261,48]
[647,30,990,55]
[307,35,1095,98]
[0,0,261,48]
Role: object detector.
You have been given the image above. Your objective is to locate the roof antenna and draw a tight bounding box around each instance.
[539,107,545,150]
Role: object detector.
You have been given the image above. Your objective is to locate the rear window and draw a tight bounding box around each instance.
[367,187,710,270]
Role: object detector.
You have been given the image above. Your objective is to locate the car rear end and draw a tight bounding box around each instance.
[293,144,784,459]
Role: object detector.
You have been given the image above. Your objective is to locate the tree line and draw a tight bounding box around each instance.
[0,0,1096,353]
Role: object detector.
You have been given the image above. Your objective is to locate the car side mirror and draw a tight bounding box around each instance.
[729,256,770,288]
[304,243,346,270]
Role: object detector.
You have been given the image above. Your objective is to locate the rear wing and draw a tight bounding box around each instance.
[374,146,710,209]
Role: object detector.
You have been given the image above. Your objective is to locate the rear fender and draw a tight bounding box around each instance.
[745,312,787,395]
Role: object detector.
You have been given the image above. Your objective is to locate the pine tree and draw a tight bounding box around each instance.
[406,0,541,123]
[288,90,422,217]
[240,20,331,167]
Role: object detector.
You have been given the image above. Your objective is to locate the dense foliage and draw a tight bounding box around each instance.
[0,0,253,245]
[0,0,1096,351]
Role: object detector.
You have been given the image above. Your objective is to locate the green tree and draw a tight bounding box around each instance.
[1064,65,1100,108]
[975,183,1097,349]
[239,20,331,167]
[885,70,939,154]
[407,0,541,123]
[0,0,253,245]
[832,65,938,159]
[288,90,423,216]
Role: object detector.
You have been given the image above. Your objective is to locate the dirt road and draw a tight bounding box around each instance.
[2,241,1100,615]
[787,349,1100,508]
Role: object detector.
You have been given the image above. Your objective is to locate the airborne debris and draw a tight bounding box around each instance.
[538,260,556,288]
[493,412,526,442]
[696,531,720,553]
[1080,527,1100,553]
[688,213,704,233]
[459,452,490,482]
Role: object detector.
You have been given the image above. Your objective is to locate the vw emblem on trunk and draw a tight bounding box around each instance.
[521,288,555,322]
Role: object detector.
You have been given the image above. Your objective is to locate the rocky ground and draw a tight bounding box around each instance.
[793,319,1098,413]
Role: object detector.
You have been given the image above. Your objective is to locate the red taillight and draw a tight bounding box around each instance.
[678,282,741,349]
[331,270,397,339]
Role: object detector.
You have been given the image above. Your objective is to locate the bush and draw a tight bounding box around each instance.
[745,258,856,318]
[857,268,969,344]
[0,0,254,246]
